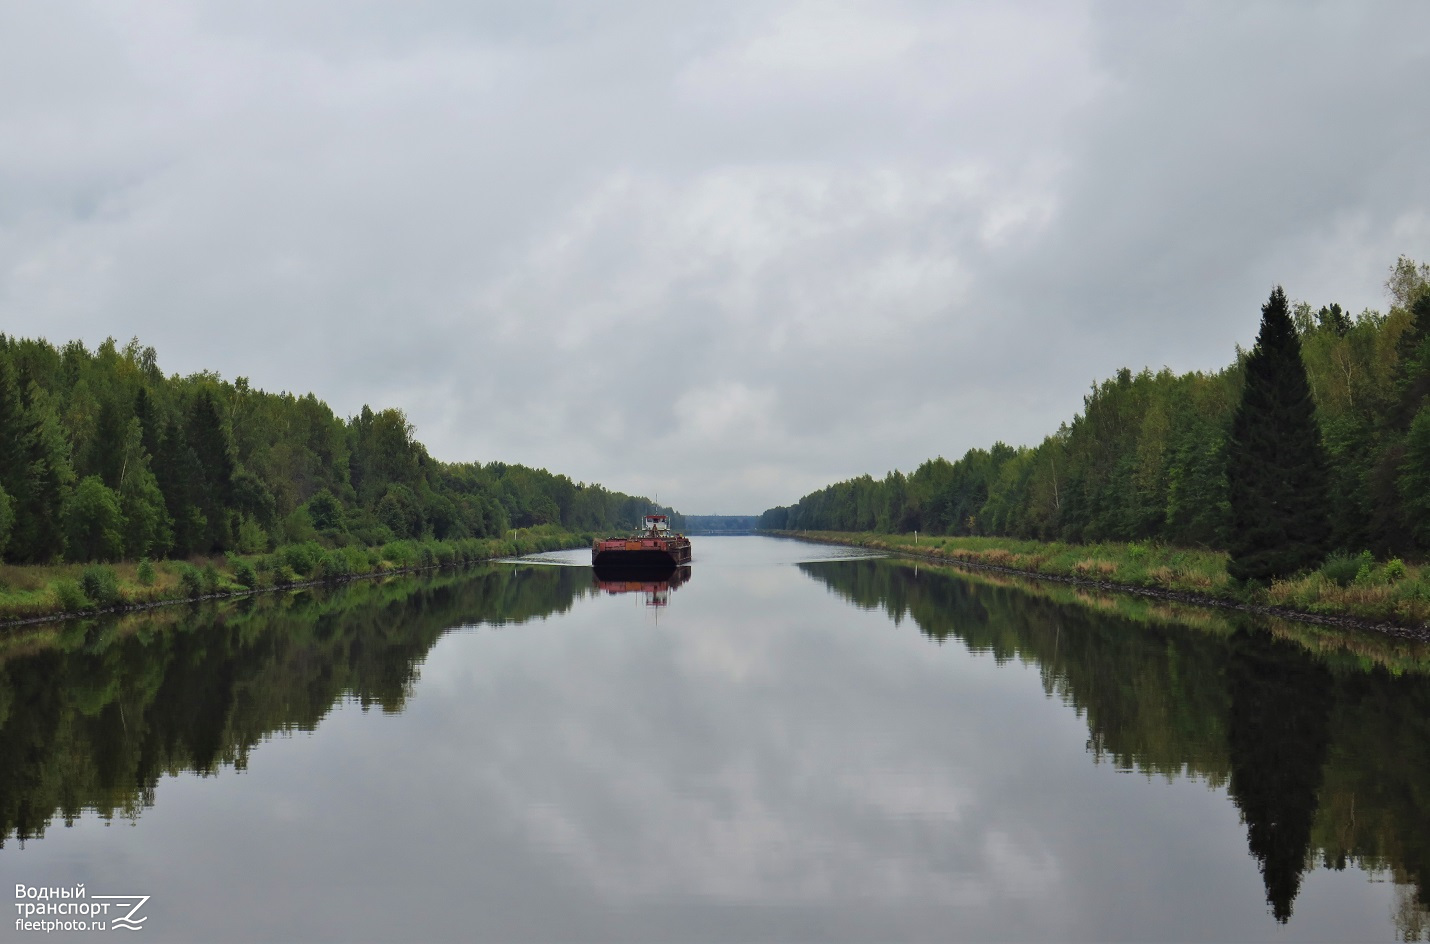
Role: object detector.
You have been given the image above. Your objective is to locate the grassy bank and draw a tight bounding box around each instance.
[0,527,590,625]
[869,554,1430,677]
[774,530,1430,630]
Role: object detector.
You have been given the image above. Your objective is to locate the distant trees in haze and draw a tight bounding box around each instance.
[762,256,1430,566]
[683,515,759,532]
[0,335,675,564]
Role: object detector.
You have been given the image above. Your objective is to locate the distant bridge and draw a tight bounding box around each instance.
[682,515,760,536]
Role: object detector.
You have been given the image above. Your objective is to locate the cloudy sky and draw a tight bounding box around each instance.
[3,2,1428,513]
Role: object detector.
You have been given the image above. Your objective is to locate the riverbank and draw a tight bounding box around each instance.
[0,527,591,627]
[769,530,1430,637]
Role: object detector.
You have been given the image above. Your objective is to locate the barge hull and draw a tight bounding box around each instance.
[592,548,687,569]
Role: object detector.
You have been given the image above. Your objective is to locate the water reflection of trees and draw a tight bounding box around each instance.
[0,564,591,846]
[801,558,1430,932]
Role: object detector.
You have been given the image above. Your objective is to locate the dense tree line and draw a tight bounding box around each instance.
[762,257,1430,561]
[0,335,677,563]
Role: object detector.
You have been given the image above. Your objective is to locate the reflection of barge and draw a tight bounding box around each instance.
[593,564,691,607]
[591,514,692,568]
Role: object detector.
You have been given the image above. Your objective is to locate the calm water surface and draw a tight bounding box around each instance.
[2,536,1428,942]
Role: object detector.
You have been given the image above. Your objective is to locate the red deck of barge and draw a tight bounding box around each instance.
[591,514,692,568]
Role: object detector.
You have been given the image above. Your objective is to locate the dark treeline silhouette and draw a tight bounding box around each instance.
[762,258,1430,562]
[0,563,592,845]
[683,515,759,533]
[0,335,679,564]
[799,556,1430,927]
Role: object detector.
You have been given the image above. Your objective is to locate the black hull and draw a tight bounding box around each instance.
[593,563,691,585]
[592,549,682,570]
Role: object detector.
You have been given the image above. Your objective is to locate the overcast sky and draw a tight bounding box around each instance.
[2,2,1428,513]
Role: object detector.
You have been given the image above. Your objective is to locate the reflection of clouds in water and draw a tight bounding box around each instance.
[678,628,771,684]
[445,568,1061,910]
[502,755,1029,905]
[983,829,1061,901]
[9,546,1417,943]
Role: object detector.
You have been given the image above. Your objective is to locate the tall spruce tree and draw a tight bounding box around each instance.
[1395,293,1430,424]
[186,388,236,551]
[10,386,74,563]
[1225,287,1332,583]
[0,350,30,513]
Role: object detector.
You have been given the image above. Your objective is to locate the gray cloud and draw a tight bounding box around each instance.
[2,1,1427,512]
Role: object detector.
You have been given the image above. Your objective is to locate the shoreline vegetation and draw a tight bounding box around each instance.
[798,552,1430,687]
[0,332,681,626]
[761,257,1430,635]
[772,530,1430,638]
[0,526,589,627]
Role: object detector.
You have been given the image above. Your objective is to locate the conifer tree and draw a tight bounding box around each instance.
[1401,406,1430,547]
[154,414,205,556]
[1225,287,1332,583]
[1395,294,1430,424]
[0,483,12,558]
[186,388,236,550]
[11,386,75,563]
[0,352,29,509]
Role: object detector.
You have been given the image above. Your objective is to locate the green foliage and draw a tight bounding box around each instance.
[376,485,424,539]
[229,554,258,589]
[51,579,90,612]
[12,387,75,562]
[0,530,590,623]
[235,514,269,554]
[280,542,321,578]
[60,476,126,563]
[381,540,418,568]
[1320,551,1371,588]
[1401,404,1430,546]
[119,463,172,559]
[0,354,28,526]
[303,488,342,530]
[0,333,667,569]
[176,564,204,598]
[1387,254,1430,309]
[766,262,1430,573]
[314,551,352,580]
[1226,288,1332,583]
[0,483,12,558]
[279,506,317,546]
[347,517,395,548]
[79,565,120,607]
[186,388,237,552]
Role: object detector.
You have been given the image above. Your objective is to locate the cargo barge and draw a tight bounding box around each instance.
[592,514,692,569]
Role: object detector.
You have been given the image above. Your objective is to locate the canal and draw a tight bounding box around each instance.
[2,535,1427,941]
